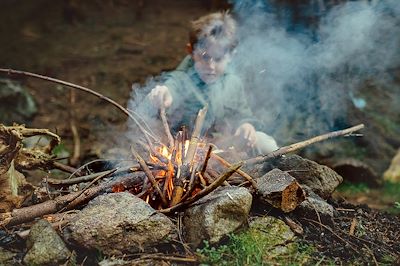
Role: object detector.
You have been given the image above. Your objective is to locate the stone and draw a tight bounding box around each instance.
[294,186,334,223]
[256,168,305,212]
[65,192,175,256]
[183,186,252,248]
[330,158,380,186]
[384,148,400,182]
[247,216,297,258]
[23,219,73,266]
[0,247,16,266]
[266,155,343,199]
[0,78,37,125]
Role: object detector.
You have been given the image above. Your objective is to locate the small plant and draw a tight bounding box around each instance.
[197,230,316,265]
[395,202,400,209]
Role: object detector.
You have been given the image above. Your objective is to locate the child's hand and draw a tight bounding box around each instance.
[234,123,257,147]
[148,85,173,109]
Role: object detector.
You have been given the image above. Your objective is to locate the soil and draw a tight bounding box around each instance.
[1,1,399,265]
[299,199,400,264]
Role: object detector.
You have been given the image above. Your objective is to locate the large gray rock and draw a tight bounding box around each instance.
[0,78,37,125]
[66,192,175,256]
[266,155,343,199]
[183,186,252,248]
[23,219,73,266]
[294,186,334,223]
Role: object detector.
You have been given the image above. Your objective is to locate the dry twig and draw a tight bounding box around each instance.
[131,146,168,207]
[160,106,174,149]
[244,124,365,165]
[0,68,159,149]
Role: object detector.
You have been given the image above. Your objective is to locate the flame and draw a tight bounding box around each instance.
[161,145,171,160]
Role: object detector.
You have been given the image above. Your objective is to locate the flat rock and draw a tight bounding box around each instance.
[24,219,73,266]
[183,186,252,248]
[65,192,175,256]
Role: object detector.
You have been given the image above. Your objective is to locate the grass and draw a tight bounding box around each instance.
[336,181,400,214]
[197,230,317,265]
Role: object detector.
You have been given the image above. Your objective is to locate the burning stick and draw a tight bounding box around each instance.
[183,106,208,166]
[159,162,242,214]
[171,106,208,206]
[131,146,168,207]
[200,145,213,177]
[160,106,174,150]
[244,124,365,165]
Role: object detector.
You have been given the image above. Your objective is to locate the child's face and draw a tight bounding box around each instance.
[192,44,231,84]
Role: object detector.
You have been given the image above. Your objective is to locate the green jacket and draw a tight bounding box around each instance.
[164,56,258,135]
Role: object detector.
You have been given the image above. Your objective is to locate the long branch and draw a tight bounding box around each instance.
[244,124,365,165]
[0,68,158,147]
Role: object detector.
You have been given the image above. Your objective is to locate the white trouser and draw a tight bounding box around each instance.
[253,131,279,154]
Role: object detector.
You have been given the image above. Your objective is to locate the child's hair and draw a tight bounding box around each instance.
[189,11,237,53]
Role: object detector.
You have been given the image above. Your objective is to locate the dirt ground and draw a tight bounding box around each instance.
[1,1,399,264]
[0,0,224,160]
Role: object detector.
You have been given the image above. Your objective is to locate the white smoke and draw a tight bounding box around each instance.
[229,0,400,142]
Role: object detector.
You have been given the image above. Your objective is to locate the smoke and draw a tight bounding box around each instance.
[125,0,399,152]
[229,0,400,141]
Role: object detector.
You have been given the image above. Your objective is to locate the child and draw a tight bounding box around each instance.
[144,11,278,154]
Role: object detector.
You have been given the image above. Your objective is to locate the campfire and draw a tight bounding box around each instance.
[123,106,242,211]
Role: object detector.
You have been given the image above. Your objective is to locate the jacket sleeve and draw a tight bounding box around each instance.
[222,74,264,131]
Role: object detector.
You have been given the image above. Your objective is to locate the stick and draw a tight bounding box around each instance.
[159,162,242,214]
[244,124,365,165]
[0,68,159,148]
[200,145,213,176]
[47,167,129,185]
[183,106,208,166]
[0,173,145,227]
[69,90,80,166]
[51,161,82,176]
[59,169,118,213]
[211,153,257,189]
[160,106,174,149]
[131,146,168,207]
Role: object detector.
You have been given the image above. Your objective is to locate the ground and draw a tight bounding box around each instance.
[0,1,399,265]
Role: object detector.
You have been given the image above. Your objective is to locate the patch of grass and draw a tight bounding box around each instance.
[197,233,316,265]
[383,182,400,201]
[337,182,370,194]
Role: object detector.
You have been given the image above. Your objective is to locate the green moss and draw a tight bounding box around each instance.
[197,216,317,265]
